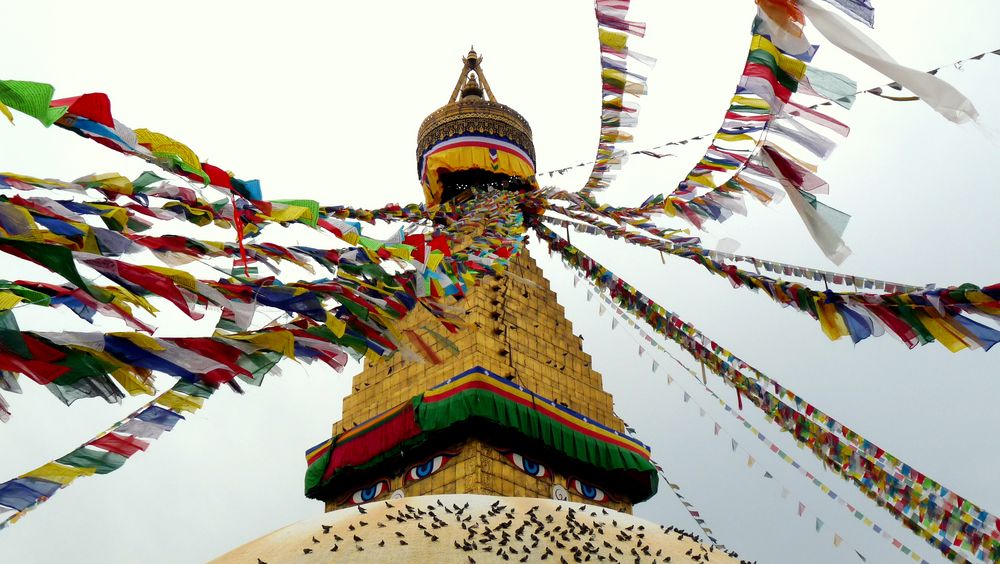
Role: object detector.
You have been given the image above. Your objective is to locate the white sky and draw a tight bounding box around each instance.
[0,1,998,563]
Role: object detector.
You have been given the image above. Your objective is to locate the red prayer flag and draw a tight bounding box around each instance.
[90,432,150,457]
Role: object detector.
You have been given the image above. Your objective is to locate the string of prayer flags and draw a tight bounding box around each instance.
[605,287,886,563]
[601,288,923,562]
[798,0,978,124]
[615,410,724,549]
[533,222,999,562]
[538,44,999,187]
[0,379,214,530]
[611,5,853,236]
[0,190,528,420]
[580,0,652,195]
[541,207,1000,352]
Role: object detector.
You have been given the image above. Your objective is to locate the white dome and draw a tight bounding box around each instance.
[213,494,742,563]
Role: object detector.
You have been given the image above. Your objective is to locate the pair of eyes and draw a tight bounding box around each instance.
[346,454,454,505]
[502,452,609,502]
[346,452,609,504]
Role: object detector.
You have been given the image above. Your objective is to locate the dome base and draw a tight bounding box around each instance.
[212,494,741,563]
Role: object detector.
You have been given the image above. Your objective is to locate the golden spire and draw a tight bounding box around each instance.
[447,47,496,103]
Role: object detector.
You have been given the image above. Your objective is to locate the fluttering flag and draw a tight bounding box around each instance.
[800,0,978,124]
[714,423,721,436]
[799,502,807,517]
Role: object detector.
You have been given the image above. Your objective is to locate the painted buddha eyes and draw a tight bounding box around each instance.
[502,451,549,478]
[348,479,389,505]
[405,453,456,483]
[569,478,608,502]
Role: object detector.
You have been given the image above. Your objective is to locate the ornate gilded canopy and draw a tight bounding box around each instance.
[416,49,537,206]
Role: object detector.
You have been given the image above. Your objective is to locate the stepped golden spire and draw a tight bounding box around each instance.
[215,50,739,564]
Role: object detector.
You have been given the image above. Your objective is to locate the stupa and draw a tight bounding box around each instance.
[214,50,741,564]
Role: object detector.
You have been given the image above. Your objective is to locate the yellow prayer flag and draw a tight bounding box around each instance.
[135,129,203,174]
[223,330,296,359]
[325,314,347,338]
[157,390,204,413]
[266,203,313,223]
[915,312,970,353]
[750,34,807,80]
[109,332,166,352]
[731,95,771,110]
[76,173,134,195]
[426,250,445,271]
[24,462,96,485]
[110,367,156,396]
[598,28,628,50]
[0,100,13,123]
[715,132,755,143]
[0,291,24,310]
[88,204,130,230]
[108,287,158,315]
[817,301,850,341]
[686,174,718,189]
[144,265,198,291]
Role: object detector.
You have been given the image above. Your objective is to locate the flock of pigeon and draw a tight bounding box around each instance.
[216,494,752,563]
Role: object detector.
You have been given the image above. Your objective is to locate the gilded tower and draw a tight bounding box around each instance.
[216,51,739,564]
[302,50,657,514]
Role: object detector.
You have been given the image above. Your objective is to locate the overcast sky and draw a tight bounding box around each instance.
[1,1,998,563]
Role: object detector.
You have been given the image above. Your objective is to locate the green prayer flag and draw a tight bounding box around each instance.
[0,80,67,126]
[132,171,165,190]
[52,350,115,386]
[236,351,282,386]
[172,380,216,399]
[56,447,127,474]
[0,238,111,303]
[272,199,320,227]
[0,310,30,358]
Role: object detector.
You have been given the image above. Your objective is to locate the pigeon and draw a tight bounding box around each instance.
[330,545,338,552]
[302,548,312,555]
[311,536,319,544]
[353,534,363,542]
[321,525,332,534]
